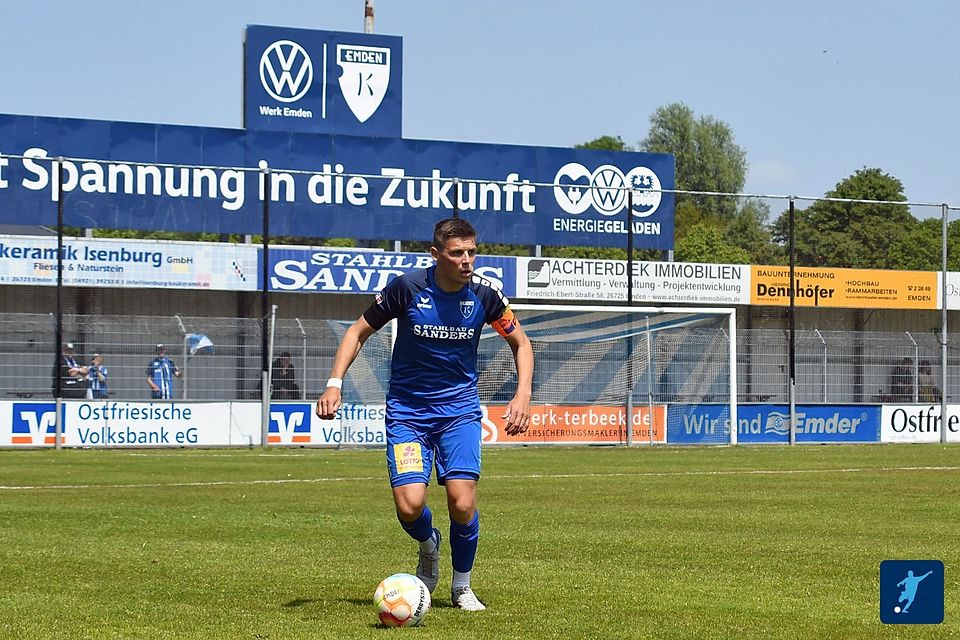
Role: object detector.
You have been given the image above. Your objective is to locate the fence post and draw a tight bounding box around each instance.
[788,197,797,446]
[941,203,949,444]
[905,331,918,403]
[175,315,187,400]
[261,304,277,448]
[54,157,65,450]
[260,166,271,447]
[815,329,826,402]
[296,318,307,400]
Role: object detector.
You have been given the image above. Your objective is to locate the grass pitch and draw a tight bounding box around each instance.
[1,444,958,639]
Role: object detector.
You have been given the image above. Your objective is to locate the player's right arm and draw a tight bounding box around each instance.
[316,315,377,419]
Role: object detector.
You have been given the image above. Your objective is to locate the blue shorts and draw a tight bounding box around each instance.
[385,399,482,487]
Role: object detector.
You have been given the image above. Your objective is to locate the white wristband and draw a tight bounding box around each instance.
[326,377,343,390]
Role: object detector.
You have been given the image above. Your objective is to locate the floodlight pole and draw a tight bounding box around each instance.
[625,190,634,446]
[54,158,65,450]
[788,197,797,446]
[364,0,374,33]
[261,167,271,447]
[941,203,948,444]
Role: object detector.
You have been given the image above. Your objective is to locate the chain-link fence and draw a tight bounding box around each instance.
[1,311,954,404]
[738,328,951,404]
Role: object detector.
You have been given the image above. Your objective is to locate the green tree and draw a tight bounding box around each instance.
[725,199,785,265]
[675,223,750,264]
[639,102,747,220]
[575,135,632,152]
[888,217,960,271]
[772,168,915,269]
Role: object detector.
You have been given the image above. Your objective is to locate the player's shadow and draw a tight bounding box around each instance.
[282,598,318,608]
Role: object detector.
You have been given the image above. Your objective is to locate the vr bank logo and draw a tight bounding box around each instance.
[11,403,60,445]
[268,404,312,444]
[260,40,313,102]
[553,163,662,217]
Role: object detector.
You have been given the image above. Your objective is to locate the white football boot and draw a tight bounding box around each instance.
[451,586,487,611]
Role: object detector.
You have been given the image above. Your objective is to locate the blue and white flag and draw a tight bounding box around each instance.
[186,333,215,356]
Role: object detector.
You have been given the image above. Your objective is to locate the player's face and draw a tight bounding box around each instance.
[432,236,476,291]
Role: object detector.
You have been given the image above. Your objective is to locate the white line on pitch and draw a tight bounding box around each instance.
[0,465,957,491]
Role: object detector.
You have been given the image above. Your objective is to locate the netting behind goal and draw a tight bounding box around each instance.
[478,305,737,445]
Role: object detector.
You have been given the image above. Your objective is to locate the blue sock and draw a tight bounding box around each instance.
[398,504,434,543]
[450,511,480,573]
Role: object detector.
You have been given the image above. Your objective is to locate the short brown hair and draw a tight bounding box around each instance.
[432,217,477,250]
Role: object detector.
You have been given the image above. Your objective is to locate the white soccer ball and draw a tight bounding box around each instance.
[374,573,431,627]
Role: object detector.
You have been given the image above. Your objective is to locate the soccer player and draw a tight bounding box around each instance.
[86,353,109,399]
[146,344,181,399]
[316,218,533,611]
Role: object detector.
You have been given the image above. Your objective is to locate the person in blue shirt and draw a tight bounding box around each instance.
[146,344,180,399]
[86,353,109,399]
[316,218,533,612]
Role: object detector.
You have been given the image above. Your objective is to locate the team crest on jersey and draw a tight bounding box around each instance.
[460,300,475,319]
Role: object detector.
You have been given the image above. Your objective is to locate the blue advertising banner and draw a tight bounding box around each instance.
[263,247,517,297]
[244,26,402,137]
[668,404,881,444]
[0,113,674,249]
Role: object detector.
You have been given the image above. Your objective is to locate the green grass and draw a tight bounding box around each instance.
[1,444,958,639]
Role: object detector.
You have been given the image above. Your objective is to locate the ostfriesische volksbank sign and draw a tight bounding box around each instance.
[0,113,675,249]
[244,26,402,137]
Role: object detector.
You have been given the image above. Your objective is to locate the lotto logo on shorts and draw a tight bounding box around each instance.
[394,443,423,474]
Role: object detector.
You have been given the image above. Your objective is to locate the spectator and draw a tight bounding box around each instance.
[56,342,87,399]
[87,353,109,399]
[272,351,301,399]
[890,357,914,402]
[918,360,942,403]
[146,344,181,399]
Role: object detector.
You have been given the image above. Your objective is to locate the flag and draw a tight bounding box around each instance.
[186,333,214,356]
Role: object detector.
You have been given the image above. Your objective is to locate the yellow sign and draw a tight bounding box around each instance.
[393,442,424,474]
[751,266,937,309]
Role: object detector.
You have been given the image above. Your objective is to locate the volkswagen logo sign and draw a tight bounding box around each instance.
[260,40,313,103]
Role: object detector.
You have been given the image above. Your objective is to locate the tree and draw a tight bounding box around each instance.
[772,168,915,269]
[888,217,960,271]
[639,102,747,220]
[674,223,750,264]
[725,199,785,265]
[574,135,632,152]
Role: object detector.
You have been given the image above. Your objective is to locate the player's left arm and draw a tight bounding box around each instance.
[500,319,533,436]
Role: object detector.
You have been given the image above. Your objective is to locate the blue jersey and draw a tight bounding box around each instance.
[88,365,108,399]
[147,356,178,399]
[364,266,517,409]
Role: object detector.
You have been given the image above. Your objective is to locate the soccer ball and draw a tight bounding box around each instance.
[374,573,431,627]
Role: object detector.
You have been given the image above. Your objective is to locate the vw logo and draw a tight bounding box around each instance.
[259,40,313,103]
[553,163,662,217]
[591,164,627,216]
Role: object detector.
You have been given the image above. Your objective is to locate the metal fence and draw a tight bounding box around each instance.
[0,311,954,404]
[0,313,390,403]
